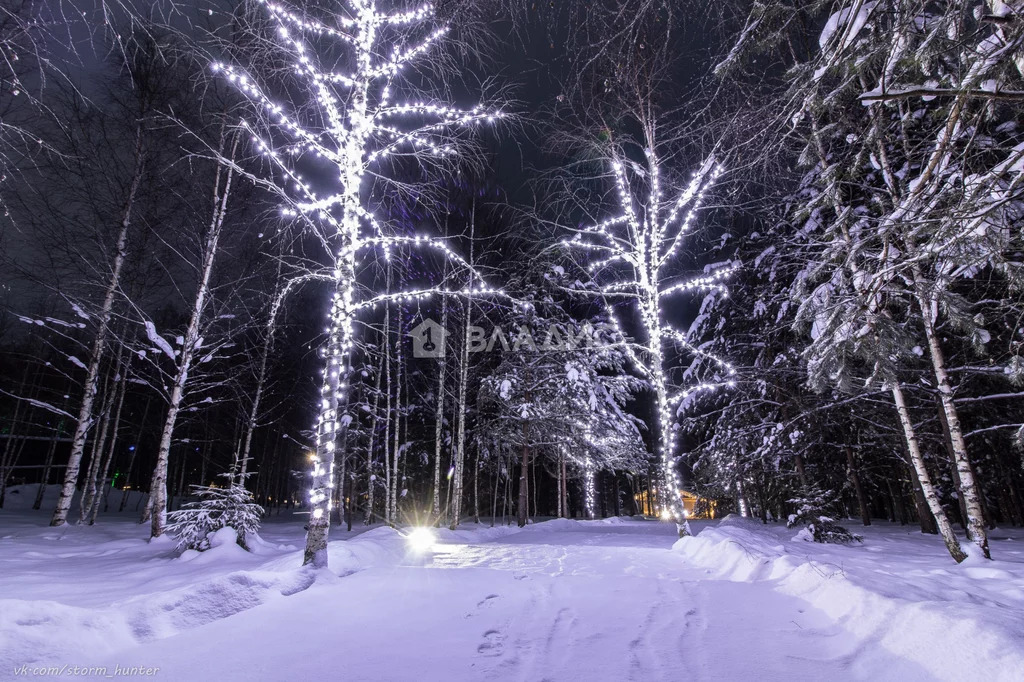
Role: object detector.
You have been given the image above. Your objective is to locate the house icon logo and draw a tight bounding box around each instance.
[410,317,448,359]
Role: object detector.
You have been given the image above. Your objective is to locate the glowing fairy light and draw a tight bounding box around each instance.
[584,456,596,519]
[562,153,735,527]
[217,0,502,567]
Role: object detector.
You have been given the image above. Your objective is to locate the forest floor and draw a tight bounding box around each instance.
[1,485,1023,681]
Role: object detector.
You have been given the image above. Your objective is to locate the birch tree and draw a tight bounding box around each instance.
[146,129,246,538]
[793,0,1024,559]
[36,39,187,527]
[214,0,502,567]
[448,206,478,529]
[560,127,736,527]
[711,0,1024,559]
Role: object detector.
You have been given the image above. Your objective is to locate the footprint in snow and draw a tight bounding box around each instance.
[477,594,499,608]
[477,629,505,657]
[466,594,500,618]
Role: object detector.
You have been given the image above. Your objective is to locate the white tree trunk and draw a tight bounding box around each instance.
[81,348,127,524]
[561,453,569,518]
[238,254,286,488]
[88,368,127,524]
[238,335,270,487]
[431,294,448,525]
[890,382,967,562]
[736,469,749,519]
[389,314,403,526]
[473,448,480,524]
[448,296,472,530]
[449,210,476,530]
[149,133,238,539]
[303,275,349,565]
[557,450,564,519]
[383,295,393,526]
[365,346,384,526]
[302,74,370,562]
[646,311,677,519]
[79,373,115,524]
[913,275,990,558]
[51,131,144,527]
[516,443,529,528]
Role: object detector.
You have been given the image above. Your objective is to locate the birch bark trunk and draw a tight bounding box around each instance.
[448,296,472,529]
[448,209,475,530]
[383,291,393,526]
[365,346,384,526]
[891,382,967,562]
[81,371,116,523]
[88,365,127,524]
[913,271,990,558]
[237,252,284,488]
[389,315,403,526]
[431,293,448,526]
[51,129,144,527]
[516,442,529,528]
[149,132,239,539]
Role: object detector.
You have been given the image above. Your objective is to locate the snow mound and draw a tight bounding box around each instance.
[0,567,316,671]
[327,525,426,574]
[177,527,248,564]
[433,523,520,544]
[0,522,416,671]
[525,518,580,531]
[674,517,1024,681]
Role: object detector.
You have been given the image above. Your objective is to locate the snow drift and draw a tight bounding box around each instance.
[0,523,418,672]
[674,516,1024,682]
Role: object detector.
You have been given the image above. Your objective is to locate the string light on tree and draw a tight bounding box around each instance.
[563,151,736,534]
[584,456,596,519]
[217,0,502,567]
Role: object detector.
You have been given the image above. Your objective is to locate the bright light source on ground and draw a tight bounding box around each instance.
[660,509,672,521]
[406,527,436,553]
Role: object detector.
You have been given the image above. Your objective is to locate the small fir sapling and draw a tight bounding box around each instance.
[166,473,263,551]
[787,489,861,545]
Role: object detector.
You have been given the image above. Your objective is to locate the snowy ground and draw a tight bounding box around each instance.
[2,487,1023,681]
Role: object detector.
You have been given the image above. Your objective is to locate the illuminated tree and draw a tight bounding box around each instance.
[216,0,501,567]
[562,133,735,530]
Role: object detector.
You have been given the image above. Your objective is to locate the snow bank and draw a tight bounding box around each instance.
[0,566,318,671]
[0,511,550,673]
[433,523,521,544]
[674,516,1024,681]
[0,520,426,672]
[327,525,424,574]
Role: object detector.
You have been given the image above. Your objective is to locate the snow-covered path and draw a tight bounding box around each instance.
[68,518,930,681]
